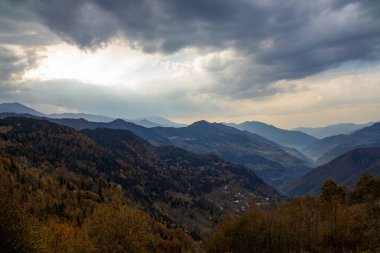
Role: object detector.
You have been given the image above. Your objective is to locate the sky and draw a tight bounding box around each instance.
[0,0,380,128]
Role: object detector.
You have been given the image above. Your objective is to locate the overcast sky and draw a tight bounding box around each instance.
[1,0,380,128]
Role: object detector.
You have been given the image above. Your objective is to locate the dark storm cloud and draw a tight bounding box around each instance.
[0,0,59,46]
[3,0,380,97]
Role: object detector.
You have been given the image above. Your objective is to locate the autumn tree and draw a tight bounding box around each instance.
[0,185,43,253]
[86,204,155,253]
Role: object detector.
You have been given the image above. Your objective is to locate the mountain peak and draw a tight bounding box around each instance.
[188,120,223,129]
[2,102,32,109]
[241,121,275,128]
[0,102,44,116]
[189,120,211,126]
[111,118,128,124]
[188,120,230,130]
[242,120,264,124]
[137,119,160,127]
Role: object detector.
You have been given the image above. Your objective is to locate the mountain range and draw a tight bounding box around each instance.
[302,122,380,165]
[151,121,311,188]
[284,148,380,196]
[227,121,317,150]
[38,116,313,189]
[49,117,172,146]
[0,116,281,236]
[0,102,185,128]
[293,122,373,139]
[0,103,315,189]
[2,102,380,193]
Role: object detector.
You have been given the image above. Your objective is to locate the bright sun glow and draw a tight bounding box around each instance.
[25,42,173,88]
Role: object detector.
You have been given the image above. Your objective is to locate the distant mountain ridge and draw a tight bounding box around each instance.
[48,112,115,122]
[294,122,373,139]
[227,121,317,150]
[135,116,187,128]
[302,122,380,165]
[0,102,44,116]
[284,148,380,196]
[0,102,185,128]
[48,117,171,146]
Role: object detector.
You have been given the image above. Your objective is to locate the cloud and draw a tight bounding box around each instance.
[1,63,379,128]
[0,1,57,83]
[0,46,42,83]
[0,0,380,104]
[3,0,379,97]
[0,1,59,47]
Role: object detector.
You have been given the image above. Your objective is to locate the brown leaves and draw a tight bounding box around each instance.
[205,177,380,253]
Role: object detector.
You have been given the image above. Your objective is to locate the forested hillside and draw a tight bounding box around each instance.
[0,154,195,252]
[284,148,380,196]
[205,174,380,253]
[0,116,281,250]
[1,116,379,252]
[152,120,310,188]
